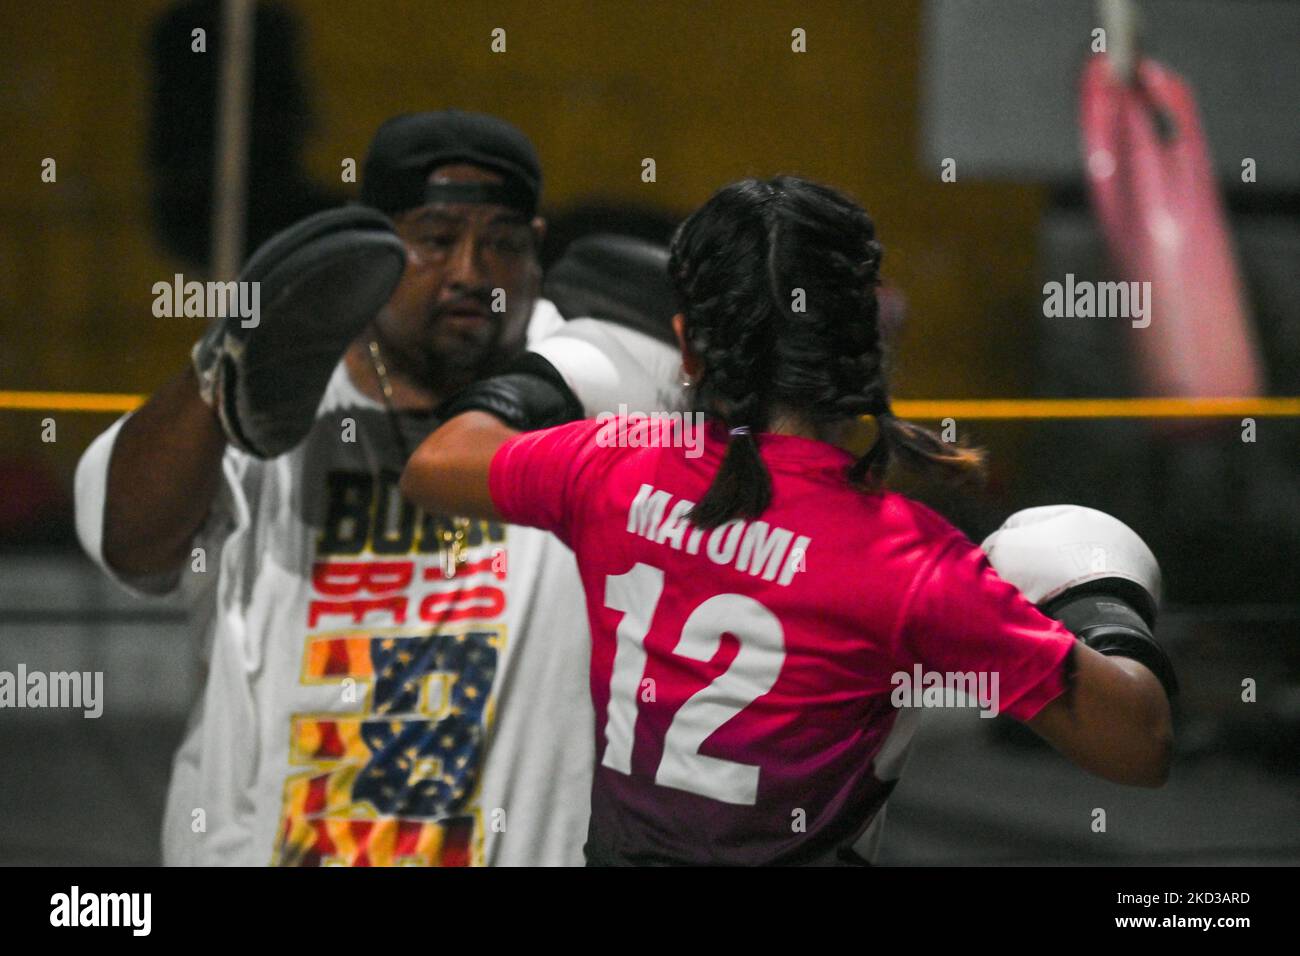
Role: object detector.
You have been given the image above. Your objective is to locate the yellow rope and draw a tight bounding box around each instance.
[0,391,145,413]
[2,391,1299,419]
[892,397,1300,419]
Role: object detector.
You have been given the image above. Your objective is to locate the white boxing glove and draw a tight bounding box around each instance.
[981,505,1161,619]
[528,318,684,418]
[532,232,685,418]
[982,505,1177,697]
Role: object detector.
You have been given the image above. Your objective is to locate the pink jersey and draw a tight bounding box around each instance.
[489,418,1075,865]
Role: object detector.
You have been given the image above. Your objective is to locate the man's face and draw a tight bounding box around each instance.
[377,163,543,387]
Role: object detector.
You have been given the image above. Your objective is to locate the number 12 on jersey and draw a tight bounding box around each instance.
[601,562,786,806]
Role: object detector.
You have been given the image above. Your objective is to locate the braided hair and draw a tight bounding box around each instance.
[669,176,985,528]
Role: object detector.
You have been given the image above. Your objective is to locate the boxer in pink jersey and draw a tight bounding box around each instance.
[402,176,1175,865]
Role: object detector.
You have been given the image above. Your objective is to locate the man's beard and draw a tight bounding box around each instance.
[420,314,527,393]
[372,303,530,399]
[429,315,499,371]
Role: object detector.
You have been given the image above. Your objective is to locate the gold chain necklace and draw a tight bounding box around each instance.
[366,337,471,579]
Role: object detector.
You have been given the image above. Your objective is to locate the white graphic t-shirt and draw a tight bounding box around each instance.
[74,301,600,866]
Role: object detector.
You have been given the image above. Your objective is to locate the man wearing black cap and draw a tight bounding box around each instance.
[351,110,550,403]
[73,110,678,866]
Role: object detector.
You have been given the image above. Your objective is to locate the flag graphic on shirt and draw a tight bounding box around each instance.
[274,626,504,866]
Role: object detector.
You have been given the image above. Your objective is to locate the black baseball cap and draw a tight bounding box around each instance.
[360,110,542,217]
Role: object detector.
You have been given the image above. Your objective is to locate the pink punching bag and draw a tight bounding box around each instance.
[1080,51,1263,408]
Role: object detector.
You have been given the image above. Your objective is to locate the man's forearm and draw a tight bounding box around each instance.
[103,365,228,577]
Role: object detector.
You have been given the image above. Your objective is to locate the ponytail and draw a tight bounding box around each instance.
[688,427,772,529]
[852,410,987,486]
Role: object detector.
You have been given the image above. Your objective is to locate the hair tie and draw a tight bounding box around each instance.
[729,425,751,437]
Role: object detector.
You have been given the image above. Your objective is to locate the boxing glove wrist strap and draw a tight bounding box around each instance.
[1043,592,1179,699]
[435,353,584,433]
